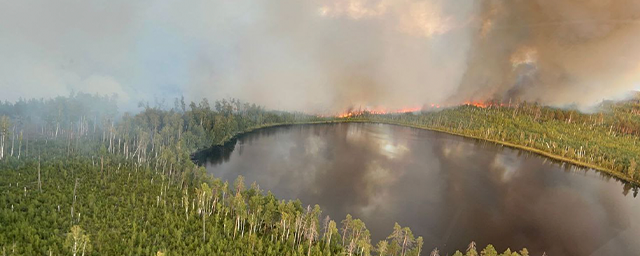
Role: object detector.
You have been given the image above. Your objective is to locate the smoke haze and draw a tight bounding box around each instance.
[453,0,640,107]
[0,0,639,112]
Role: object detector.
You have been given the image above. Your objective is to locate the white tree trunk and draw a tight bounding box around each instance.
[17,131,22,159]
[0,135,4,160]
[10,126,15,157]
[203,215,206,242]
[38,158,42,192]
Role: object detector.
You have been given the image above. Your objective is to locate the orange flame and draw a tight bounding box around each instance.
[336,106,422,118]
[463,101,507,108]
[464,101,490,108]
[333,100,510,118]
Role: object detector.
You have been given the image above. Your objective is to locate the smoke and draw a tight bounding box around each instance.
[200,123,640,255]
[0,0,639,112]
[453,0,640,107]
[0,0,143,107]
[174,0,475,113]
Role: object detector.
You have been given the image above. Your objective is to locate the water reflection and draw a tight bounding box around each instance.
[196,123,640,256]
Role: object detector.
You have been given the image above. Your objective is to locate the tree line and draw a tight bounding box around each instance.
[353,98,640,188]
[6,93,621,255]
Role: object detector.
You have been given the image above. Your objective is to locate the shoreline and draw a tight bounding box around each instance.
[197,119,639,187]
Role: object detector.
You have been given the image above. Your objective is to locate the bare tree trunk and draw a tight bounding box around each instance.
[0,134,4,160]
[307,221,316,256]
[38,157,42,193]
[108,128,113,153]
[234,215,239,238]
[203,214,206,242]
[10,126,15,157]
[342,226,347,246]
[401,235,407,256]
[67,128,72,155]
[71,179,78,220]
[17,130,22,159]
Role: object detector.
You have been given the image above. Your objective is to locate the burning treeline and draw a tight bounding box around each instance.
[336,94,640,137]
[335,97,640,185]
[336,107,422,118]
[334,99,522,118]
[1,0,638,113]
[301,0,640,113]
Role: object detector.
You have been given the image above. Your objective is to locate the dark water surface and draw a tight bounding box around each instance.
[196,123,640,256]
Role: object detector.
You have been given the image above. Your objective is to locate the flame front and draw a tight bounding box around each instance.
[334,100,512,118]
[336,106,422,118]
[463,101,508,108]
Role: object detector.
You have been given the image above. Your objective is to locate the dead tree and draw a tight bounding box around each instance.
[38,156,42,193]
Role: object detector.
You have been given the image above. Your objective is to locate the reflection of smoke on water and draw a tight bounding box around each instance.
[434,135,640,256]
[202,123,640,256]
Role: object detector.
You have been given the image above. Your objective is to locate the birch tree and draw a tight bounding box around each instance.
[0,116,10,160]
[65,225,91,256]
[376,240,388,256]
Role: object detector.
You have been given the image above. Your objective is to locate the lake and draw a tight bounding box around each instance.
[195,123,640,255]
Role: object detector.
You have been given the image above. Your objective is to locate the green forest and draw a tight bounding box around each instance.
[2,93,638,255]
[361,97,640,187]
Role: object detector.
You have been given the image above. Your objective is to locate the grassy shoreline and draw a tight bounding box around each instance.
[372,120,637,185]
[210,119,639,187]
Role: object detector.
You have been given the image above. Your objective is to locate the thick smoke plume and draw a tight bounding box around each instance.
[0,0,638,112]
[453,0,640,107]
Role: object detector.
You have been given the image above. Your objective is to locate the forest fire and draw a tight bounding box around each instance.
[463,101,507,108]
[464,101,490,108]
[336,107,422,118]
[335,101,510,117]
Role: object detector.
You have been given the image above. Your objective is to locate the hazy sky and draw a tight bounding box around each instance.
[1,0,639,113]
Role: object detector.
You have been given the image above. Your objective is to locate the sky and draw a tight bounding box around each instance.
[0,0,639,113]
